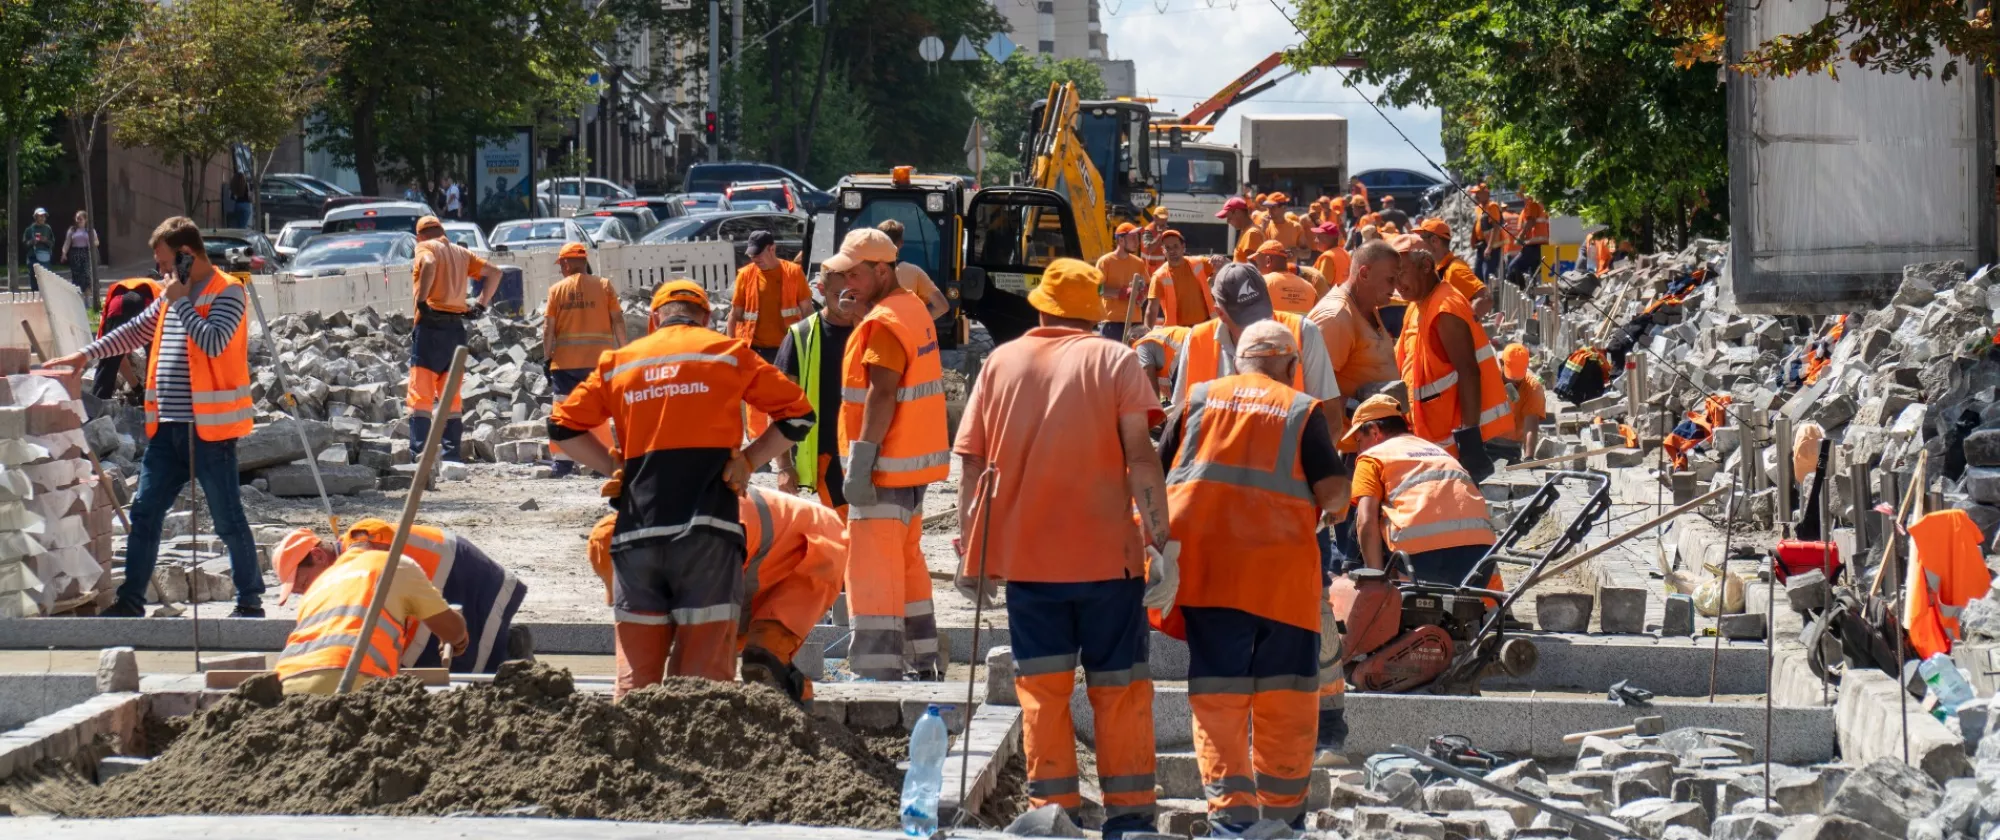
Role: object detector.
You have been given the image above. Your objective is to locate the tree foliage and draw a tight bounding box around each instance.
[1652,0,1998,80]
[968,53,1106,185]
[1290,0,1727,246]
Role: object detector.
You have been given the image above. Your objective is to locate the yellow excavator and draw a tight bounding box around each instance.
[1024,82,1158,262]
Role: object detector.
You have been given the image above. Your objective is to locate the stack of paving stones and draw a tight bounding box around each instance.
[0,347,120,615]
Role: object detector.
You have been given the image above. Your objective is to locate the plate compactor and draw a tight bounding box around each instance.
[1340,471,1611,695]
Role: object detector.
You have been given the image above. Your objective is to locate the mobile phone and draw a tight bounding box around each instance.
[173,249,195,284]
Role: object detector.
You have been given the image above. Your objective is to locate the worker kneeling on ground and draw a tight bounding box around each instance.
[1344,393,1497,587]
[550,279,815,695]
[1158,321,1352,833]
[276,519,530,673]
[271,532,469,695]
[953,258,1172,837]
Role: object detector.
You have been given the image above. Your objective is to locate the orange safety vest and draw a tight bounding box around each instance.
[1135,325,1191,393]
[586,323,813,459]
[273,550,406,681]
[1264,271,1318,314]
[547,273,622,370]
[1150,260,1215,327]
[146,268,253,441]
[838,288,949,486]
[412,238,482,313]
[1179,313,1309,402]
[1164,373,1323,631]
[731,261,811,343]
[1395,281,1511,448]
[1906,509,1995,659]
[1141,222,1169,274]
[740,486,849,639]
[1362,434,1496,555]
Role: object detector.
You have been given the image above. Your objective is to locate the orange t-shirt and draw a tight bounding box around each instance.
[1308,284,1399,392]
[1351,454,1386,500]
[1264,272,1317,314]
[754,267,788,348]
[952,327,1161,582]
[412,239,488,312]
[1498,374,1546,442]
[1440,256,1485,303]
[861,328,906,373]
[1095,251,1150,304]
[1234,226,1267,263]
[1314,247,1351,289]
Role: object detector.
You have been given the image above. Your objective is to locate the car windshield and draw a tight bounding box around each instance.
[492,222,569,243]
[322,213,418,235]
[294,175,351,196]
[847,198,944,278]
[641,218,708,243]
[444,228,485,250]
[292,236,402,269]
[276,226,318,249]
[732,199,777,212]
[573,216,612,233]
[1158,147,1239,196]
[729,185,787,207]
[683,194,726,213]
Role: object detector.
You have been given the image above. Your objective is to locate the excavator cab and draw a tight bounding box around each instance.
[1023,85,1159,259]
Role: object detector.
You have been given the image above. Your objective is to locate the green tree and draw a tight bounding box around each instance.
[63,4,143,253]
[1652,0,1998,80]
[0,0,136,290]
[300,0,607,197]
[967,53,1106,185]
[1291,0,1728,247]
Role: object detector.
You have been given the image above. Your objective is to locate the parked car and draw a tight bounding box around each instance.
[639,210,805,268]
[684,162,833,213]
[489,217,597,255]
[1350,168,1445,215]
[202,228,282,273]
[674,192,731,215]
[610,196,689,223]
[272,220,321,262]
[575,206,659,238]
[536,177,635,214]
[258,173,350,227]
[285,232,418,278]
[440,221,492,261]
[320,201,433,235]
[729,199,779,212]
[572,214,638,245]
[723,179,800,214]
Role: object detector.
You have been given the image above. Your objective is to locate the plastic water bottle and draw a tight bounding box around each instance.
[900,704,947,836]
[1920,652,1976,717]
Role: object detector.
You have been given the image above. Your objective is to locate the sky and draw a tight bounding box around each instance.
[1094,0,1446,176]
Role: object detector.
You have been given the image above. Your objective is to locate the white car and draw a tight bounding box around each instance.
[320,200,435,236]
[285,232,417,279]
[273,220,321,262]
[489,217,597,255]
[440,221,492,261]
[535,177,634,215]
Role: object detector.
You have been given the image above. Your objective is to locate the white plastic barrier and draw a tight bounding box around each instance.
[1,266,94,356]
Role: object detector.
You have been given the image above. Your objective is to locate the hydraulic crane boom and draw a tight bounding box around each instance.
[1179,51,1369,127]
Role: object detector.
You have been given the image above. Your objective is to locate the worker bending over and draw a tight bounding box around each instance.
[834,229,951,681]
[1415,219,1492,319]
[1133,325,1190,402]
[954,259,1171,837]
[1253,240,1317,315]
[272,540,469,695]
[1095,223,1151,341]
[1159,322,1352,833]
[1145,230,1214,328]
[1489,344,1545,464]
[408,215,502,461]
[543,242,626,478]
[1392,234,1509,483]
[1344,394,1497,586]
[550,280,814,694]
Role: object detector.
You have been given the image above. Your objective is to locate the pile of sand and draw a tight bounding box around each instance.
[74,663,902,827]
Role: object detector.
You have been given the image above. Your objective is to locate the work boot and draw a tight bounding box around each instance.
[100,600,145,618]
[1314,708,1349,767]
[409,414,432,455]
[229,604,266,619]
[549,459,574,479]
[440,418,465,462]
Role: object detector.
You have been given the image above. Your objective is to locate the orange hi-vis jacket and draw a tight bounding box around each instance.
[148,268,253,441]
[839,288,949,487]
[274,550,406,681]
[1906,509,1994,659]
[1136,325,1191,393]
[730,260,811,343]
[741,485,849,639]
[1521,201,1551,245]
[1362,434,1497,555]
[1142,221,1170,273]
[1165,373,1323,632]
[546,272,622,370]
[1396,280,1510,448]
[1150,259,1215,327]
[412,238,486,313]
[1181,313,1309,395]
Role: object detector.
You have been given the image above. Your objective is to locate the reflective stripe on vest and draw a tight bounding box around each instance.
[1400,282,1511,446]
[1175,314,1308,408]
[1168,381,1315,500]
[791,316,824,488]
[742,487,778,631]
[1368,435,1496,553]
[840,379,946,404]
[145,269,253,441]
[273,555,405,681]
[838,290,949,486]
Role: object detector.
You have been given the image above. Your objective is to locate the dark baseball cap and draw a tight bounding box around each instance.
[1212,262,1273,326]
[745,230,776,257]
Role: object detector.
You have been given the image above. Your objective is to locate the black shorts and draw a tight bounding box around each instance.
[611,530,745,628]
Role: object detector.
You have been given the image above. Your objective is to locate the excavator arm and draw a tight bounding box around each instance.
[1026,81,1117,261]
[1180,50,1370,127]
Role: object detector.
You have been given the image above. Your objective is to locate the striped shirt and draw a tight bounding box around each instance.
[81,277,247,424]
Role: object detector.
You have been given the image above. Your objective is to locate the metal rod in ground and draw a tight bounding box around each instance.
[1709,483,1736,703]
[335,346,469,695]
[1520,483,1729,593]
[1389,746,1625,840]
[241,276,341,535]
[188,424,202,671]
[955,466,1000,822]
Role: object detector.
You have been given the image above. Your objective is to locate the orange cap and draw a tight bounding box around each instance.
[651,279,710,312]
[1380,222,1402,235]
[273,527,329,606]
[1340,393,1407,450]
[1026,258,1108,323]
[415,215,444,234]
[558,242,589,260]
[1500,343,1530,380]
[341,517,396,552]
[1255,239,1290,257]
[1265,192,1290,205]
[821,228,899,273]
[1114,222,1140,236]
[1254,193,1269,204]
[1417,218,1451,240]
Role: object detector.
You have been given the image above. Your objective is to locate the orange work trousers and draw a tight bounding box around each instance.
[1183,605,1318,829]
[845,484,939,680]
[609,531,743,698]
[740,617,814,700]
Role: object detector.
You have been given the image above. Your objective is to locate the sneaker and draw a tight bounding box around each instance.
[1313,748,1350,768]
[228,605,266,618]
[99,601,145,617]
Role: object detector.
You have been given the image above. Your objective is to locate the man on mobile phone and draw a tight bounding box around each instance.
[408,215,503,461]
[44,217,265,617]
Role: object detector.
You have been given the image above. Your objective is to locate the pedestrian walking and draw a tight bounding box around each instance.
[230,172,253,228]
[22,208,53,279]
[442,176,463,220]
[61,210,99,302]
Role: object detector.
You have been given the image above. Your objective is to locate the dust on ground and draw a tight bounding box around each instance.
[62,662,903,827]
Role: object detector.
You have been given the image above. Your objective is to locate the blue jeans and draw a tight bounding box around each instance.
[1506,244,1543,288]
[119,423,262,610]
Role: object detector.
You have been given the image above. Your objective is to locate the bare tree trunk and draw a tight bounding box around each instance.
[797,8,836,177]
[69,112,99,264]
[182,154,196,218]
[354,93,380,196]
[7,137,18,294]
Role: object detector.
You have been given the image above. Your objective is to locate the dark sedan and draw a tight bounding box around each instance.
[641,210,805,268]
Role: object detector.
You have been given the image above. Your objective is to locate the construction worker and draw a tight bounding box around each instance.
[1490,343,1545,464]
[834,228,949,681]
[272,540,469,695]
[408,214,503,461]
[1391,234,1509,483]
[725,230,810,362]
[1344,393,1496,586]
[1468,184,1495,281]
[1311,223,1349,292]
[1310,241,1404,405]
[1506,194,1551,288]
[878,220,951,322]
[775,260,859,510]
[1218,197,1266,264]
[1140,206,1172,275]
[1159,321,1352,832]
[1251,239,1317,315]
[1096,223,1152,341]
[1263,193,1305,259]
[1169,263,1341,426]
[1145,230,1215,328]
[543,242,627,478]
[90,276,161,400]
[272,520,529,673]
[1415,219,1492,319]
[1134,325,1190,402]
[1249,193,1271,228]
[45,218,263,618]
[953,258,1172,836]
[549,279,815,694]
[1376,195,1411,233]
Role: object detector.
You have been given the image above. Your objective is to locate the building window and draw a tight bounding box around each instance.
[1036,1,1053,12]
[1039,40,1055,54]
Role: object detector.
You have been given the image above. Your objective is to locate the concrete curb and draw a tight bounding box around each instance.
[940,703,1023,826]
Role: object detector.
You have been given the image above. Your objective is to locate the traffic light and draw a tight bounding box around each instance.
[704,110,718,143]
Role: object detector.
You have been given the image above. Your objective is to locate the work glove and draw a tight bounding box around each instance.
[467,302,488,320]
[1143,540,1182,612]
[955,575,1000,609]
[1453,427,1495,484]
[843,440,880,507]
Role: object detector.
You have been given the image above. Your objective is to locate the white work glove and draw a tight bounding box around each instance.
[955,575,1000,609]
[843,440,880,507]
[1144,540,1181,612]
